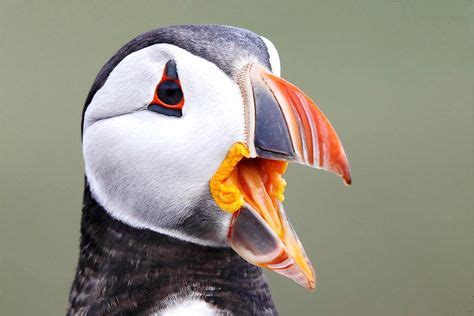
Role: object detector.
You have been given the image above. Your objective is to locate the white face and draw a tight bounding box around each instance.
[83,40,281,246]
[83,43,247,246]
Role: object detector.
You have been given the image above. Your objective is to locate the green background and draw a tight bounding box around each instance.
[1,1,473,315]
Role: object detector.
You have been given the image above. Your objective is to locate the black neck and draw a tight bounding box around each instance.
[67,186,277,315]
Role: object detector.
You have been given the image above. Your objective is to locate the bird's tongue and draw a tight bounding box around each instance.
[227,158,316,289]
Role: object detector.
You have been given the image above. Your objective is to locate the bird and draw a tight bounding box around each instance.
[67,24,351,315]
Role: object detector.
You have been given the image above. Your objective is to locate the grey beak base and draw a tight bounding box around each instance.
[251,70,295,161]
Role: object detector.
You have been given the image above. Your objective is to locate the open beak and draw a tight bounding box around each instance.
[210,63,351,290]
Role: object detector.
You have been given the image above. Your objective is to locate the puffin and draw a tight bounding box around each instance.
[67,25,351,315]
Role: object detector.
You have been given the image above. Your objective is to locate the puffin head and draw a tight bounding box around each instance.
[82,25,351,290]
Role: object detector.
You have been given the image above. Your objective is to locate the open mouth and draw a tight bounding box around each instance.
[210,63,351,290]
[210,143,315,289]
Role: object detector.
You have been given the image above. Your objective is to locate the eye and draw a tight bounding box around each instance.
[148,60,184,117]
[157,80,183,105]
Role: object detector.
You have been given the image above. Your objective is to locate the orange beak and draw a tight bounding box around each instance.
[210,63,351,290]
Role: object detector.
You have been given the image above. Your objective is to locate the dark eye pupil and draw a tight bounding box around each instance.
[157,80,183,105]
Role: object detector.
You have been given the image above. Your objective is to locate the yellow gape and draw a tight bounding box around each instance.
[210,142,288,235]
[209,143,250,213]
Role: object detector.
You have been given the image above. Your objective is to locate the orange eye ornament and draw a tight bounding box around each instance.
[148,60,184,117]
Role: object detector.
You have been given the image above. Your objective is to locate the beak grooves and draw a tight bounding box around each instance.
[251,64,352,185]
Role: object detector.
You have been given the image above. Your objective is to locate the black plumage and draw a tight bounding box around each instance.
[67,187,277,315]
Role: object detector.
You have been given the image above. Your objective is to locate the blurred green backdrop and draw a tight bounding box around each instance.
[1,1,473,315]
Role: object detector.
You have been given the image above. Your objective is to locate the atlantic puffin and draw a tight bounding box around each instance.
[67,25,351,315]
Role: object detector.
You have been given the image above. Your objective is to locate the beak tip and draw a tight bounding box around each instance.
[338,156,352,186]
[332,162,351,186]
[307,279,316,291]
[343,173,352,186]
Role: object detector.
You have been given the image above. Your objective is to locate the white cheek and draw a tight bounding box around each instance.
[83,110,243,245]
[83,44,247,246]
[84,113,211,216]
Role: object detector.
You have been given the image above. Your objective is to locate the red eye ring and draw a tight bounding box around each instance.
[149,60,184,116]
